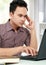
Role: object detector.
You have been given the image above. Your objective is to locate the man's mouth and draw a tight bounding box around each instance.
[20,22,24,25]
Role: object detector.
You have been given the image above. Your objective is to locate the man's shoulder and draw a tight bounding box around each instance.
[0,23,6,30]
[0,23,5,27]
[0,23,7,35]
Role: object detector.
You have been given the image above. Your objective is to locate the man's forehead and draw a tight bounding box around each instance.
[15,6,27,14]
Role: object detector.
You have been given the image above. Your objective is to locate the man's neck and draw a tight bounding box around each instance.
[9,19,19,31]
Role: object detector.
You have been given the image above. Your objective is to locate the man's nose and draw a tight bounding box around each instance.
[21,16,26,22]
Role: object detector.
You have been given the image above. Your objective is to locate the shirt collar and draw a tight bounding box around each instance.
[6,19,14,32]
[6,19,25,32]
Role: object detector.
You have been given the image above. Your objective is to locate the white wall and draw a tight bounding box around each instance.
[34,0,40,50]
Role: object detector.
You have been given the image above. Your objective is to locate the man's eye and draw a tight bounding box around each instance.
[24,15,27,18]
[24,16,27,18]
[19,15,22,17]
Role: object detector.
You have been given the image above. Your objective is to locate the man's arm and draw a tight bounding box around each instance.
[0,45,37,56]
[29,26,37,50]
[0,46,24,56]
[24,16,37,50]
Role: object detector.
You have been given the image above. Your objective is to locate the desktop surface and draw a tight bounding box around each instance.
[5,59,46,65]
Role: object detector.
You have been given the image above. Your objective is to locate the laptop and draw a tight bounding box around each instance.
[20,29,46,61]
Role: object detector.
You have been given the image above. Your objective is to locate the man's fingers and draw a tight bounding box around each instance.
[23,46,38,56]
[27,47,38,56]
[31,49,37,56]
[23,47,29,54]
[26,15,30,22]
[24,23,32,30]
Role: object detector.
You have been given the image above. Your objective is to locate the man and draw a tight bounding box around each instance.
[0,0,37,56]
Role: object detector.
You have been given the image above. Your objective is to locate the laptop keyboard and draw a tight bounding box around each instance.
[20,55,38,60]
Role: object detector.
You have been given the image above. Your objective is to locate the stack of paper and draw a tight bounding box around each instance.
[0,56,20,64]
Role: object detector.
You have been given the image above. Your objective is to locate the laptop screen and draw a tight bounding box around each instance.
[38,29,46,59]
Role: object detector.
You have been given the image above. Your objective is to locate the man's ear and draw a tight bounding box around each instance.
[9,12,13,17]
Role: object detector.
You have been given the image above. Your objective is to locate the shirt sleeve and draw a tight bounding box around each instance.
[25,29,31,46]
[0,25,2,47]
[0,35,2,47]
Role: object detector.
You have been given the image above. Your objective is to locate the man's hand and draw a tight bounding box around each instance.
[23,46,37,56]
[24,15,35,30]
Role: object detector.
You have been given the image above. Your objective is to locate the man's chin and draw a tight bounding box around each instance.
[18,25,23,27]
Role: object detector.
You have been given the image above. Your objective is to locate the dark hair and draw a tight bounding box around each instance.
[9,0,28,13]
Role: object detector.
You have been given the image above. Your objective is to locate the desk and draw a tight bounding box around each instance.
[6,60,46,65]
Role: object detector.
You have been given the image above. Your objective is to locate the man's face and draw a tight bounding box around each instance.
[10,6,27,27]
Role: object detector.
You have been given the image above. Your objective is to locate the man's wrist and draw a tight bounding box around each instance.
[29,27,35,33]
